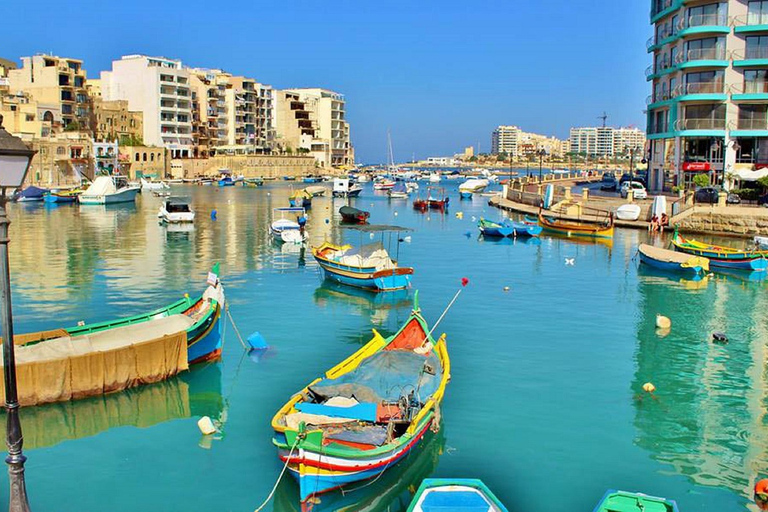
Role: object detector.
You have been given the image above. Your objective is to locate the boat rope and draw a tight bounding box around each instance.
[253,436,300,512]
[423,286,465,344]
[225,304,249,351]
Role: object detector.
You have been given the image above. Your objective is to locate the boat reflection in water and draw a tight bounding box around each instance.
[637,265,710,290]
[476,234,541,246]
[312,281,413,325]
[16,362,223,451]
[633,265,768,501]
[274,427,445,512]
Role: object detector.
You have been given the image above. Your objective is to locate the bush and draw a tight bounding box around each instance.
[732,188,761,201]
[692,173,710,188]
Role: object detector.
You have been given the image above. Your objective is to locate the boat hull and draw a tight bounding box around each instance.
[44,194,77,204]
[639,252,703,275]
[672,235,768,270]
[538,214,614,239]
[315,259,412,291]
[79,187,140,205]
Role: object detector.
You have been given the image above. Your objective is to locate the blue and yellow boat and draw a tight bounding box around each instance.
[478,218,542,238]
[638,243,709,275]
[671,228,767,271]
[271,294,450,502]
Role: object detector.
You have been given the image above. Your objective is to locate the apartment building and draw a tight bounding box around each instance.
[225,76,274,149]
[8,54,90,131]
[189,69,229,157]
[569,126,646,157]
[101,55,193,158]
[491,125,521,156]
[92,98,143,142]
[646,0,768,191]
[275,88,352,168]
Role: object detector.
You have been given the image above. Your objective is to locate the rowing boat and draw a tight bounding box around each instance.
[271,293,450,502]
[592,490,679,512]
[312,241,413,291]
[671,228,768,271]
[407,479,508,512]
[478,218,542,238]
[339,205,370,224]
[538,211,614,239]
[638,243,709,274]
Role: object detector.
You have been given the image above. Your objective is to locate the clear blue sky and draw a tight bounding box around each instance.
[4,0,651,163]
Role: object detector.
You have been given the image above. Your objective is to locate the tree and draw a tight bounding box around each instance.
[757,176,768,190]
[692,173,710,188]
[496,152,508,162]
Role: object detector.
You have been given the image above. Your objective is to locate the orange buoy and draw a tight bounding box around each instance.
[756,479,768,498]
[642,382,656,393]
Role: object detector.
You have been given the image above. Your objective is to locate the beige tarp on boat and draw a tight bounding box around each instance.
[638,243,710,271]
[0,315,192,406]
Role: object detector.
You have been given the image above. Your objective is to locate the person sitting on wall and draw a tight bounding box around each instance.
[649,214,659,233]
[660,212,669,233]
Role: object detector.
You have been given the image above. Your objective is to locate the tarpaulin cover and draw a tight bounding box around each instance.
[0,315,191,406]
[310,349,442,403]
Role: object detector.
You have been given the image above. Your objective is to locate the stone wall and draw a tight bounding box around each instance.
[170,154,322,179]
[676,206,768,237]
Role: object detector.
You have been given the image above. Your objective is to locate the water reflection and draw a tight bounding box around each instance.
[273,427,445,512]
[312,282,413,326]
[633,268,768,498]
[15,363,223,450]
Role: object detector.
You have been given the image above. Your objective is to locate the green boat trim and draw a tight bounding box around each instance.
[407,478,508,512]
[592,490,680,512]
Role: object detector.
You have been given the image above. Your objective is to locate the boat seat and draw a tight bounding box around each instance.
[295,401,377,422]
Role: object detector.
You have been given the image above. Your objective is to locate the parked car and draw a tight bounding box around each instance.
[694,187,719,204]
[619,172,646,187]
[620,181,648,199]
[759,192,768,206]
[726,193,741,205]
[600,174,618,191]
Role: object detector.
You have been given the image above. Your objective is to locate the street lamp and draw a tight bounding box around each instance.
[538,148,547,183]
[0,115,36,512]
[710,139,721,186]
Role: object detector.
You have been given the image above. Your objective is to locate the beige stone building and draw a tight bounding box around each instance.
[92,98,143,143]
[275,88,352,168]
[25,132,93,186]
[8,55,90,131]
[120,145,168,178]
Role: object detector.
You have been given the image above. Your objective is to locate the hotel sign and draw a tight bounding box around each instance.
[682,161,710,172]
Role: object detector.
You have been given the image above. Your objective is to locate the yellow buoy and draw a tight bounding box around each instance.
[642,382,656,393]
[656,314,671,329]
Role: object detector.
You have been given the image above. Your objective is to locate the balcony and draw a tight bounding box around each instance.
[733,14,768,34]
[674,81,726,101]
[729,81,768,101]
[676,47,728,69]
[674,117,726,131]
[737,118,768,130]
[732,47,768,67]
[678,13,730,37]
[651,0,680,23]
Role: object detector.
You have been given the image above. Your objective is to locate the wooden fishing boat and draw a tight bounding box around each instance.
[312,241,412,291]
[413,197,428,211]
[13,186,48,202]
[242,178,264,187]
[271,294,449,502]
[671,229,768,271]
[14,263,225,370]
[537,211,614,239]
[478,218,542,238]
[270,207,308,244]
[592,490,679,512]
[407,479,508,512]
[289,189,313,208]
[305,185,327,197]
[44,189,82,204]
[427,188,449,210]
[638,243,709,275]
[79,176,140,205]
[217,176,234,187]
[339,205,369,224]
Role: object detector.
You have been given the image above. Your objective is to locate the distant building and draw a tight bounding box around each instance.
[275,88,351,168]
[491,125,521,156]
[426,157,456,166]
[101,55,194,158]
[8,54,90,131]
[569,126,645,156]
[92,98,143,142]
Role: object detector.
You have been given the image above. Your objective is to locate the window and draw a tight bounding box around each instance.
[739,104,768,129]
[744,69,768,92]
[686,37,723,60]
[684,104,726,129]
[748,1,768,25]
[150,153,154,162]
[56,146,65,155]
[687,3,726,27]
[685,71,723,93]
[143,152,147,162]
[135,153,140,162]
[746,35,768,58]
[25,114,34,122]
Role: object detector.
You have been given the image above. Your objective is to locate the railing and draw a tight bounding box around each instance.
[736,118,768,130]
[681,13,728,29]
[731,13,768,26]
[676,81,724,95]
[670,191,695,218]
[677,47,727,63]
[651,0,675,18]
[674,118,726,130]
[729,81,768,94]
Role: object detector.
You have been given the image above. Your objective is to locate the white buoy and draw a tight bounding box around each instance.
[656,314,671,330]
[197,416,216,435]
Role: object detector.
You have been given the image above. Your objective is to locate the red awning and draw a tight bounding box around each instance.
[682,162,710,172]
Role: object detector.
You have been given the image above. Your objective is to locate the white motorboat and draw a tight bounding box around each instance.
[304,185,327,197]
[158,199,195,223]
[428,172,441,183]
[332,178,362,197]
[459,178,489,194]
[373,177,395,190]
[269,207,307,244]
[615,203,641,221]
[140,178,170,190]
[79,176,140,205]
[755,236,768,249]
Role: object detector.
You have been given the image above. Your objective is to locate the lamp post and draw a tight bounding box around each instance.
[710,139,721,187]
[0,115,36,512]
[627,146,641,202]
[538,148,547,183]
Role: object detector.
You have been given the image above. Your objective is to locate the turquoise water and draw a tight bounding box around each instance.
[3,181,767,511]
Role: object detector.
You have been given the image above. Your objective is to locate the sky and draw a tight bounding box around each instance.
[3,0,651,164]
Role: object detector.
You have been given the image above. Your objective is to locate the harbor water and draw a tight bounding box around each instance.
[3,180,766,511]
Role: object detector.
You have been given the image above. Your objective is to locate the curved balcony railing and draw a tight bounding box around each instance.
[674,81,725,95]
[676,47,727,64]
[674,118,726,130]
[729,82,768,94]
[731,14,768,27]
[737,118,768,130]
[734,47,768,60]
[651,0,675,19]
[646,90,672,104]
[680,13,729,29]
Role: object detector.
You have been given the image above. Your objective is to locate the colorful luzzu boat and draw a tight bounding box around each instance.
[22,264,225,365]
[671,228,768,271]
[638,243,709,275]
[312,239,413,291]
[538,211,614,239]
[271,294,450,502]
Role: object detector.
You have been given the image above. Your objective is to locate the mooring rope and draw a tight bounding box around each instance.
[254,437,300,512]
[225,304,249,350]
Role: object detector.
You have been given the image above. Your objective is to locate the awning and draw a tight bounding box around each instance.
[732,167,768,181]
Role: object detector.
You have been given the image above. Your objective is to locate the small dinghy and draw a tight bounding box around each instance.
[616,203,641,221]
[339,205,370,224]
[593,490,679,512]
[407,479,507,512]
[269,207,307,244]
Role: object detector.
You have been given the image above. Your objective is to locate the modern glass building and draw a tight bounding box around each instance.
[646,0,768,192]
